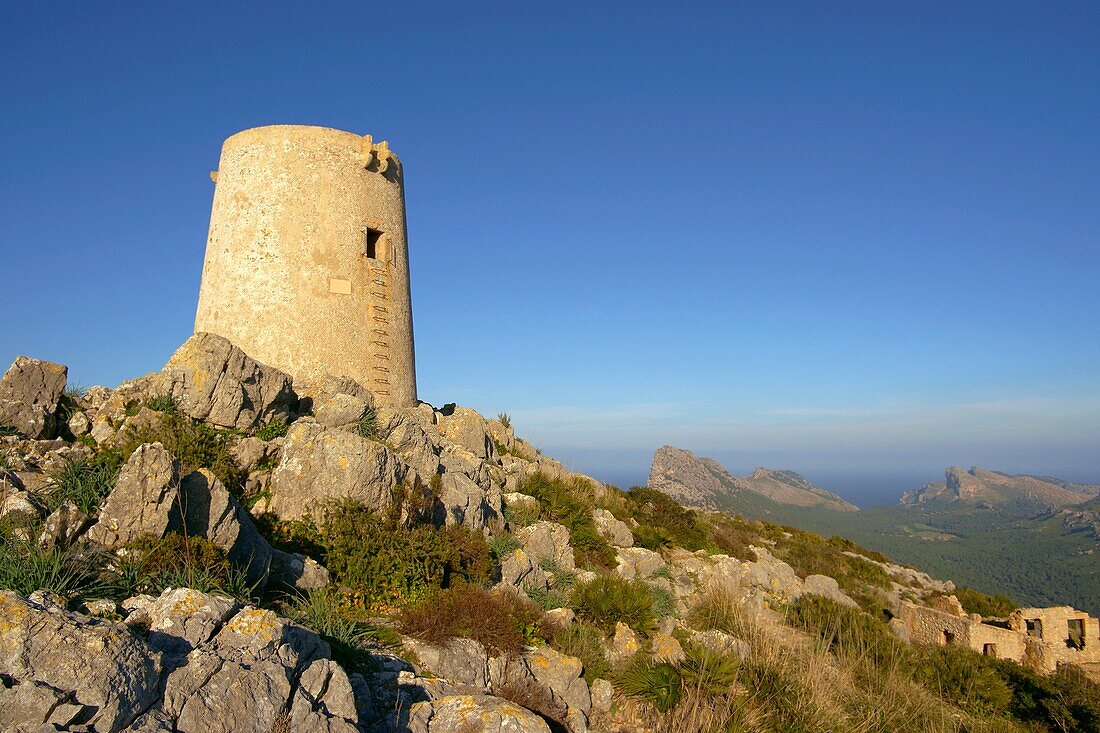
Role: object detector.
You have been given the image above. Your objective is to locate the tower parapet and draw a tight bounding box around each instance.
[195,125,417,406]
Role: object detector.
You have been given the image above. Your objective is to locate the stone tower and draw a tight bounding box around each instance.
[194,125,417,406]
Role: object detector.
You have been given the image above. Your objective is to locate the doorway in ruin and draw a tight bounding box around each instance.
[1068,619,1085,649]
[942,630,956,646]
[1026,618,1043,639]
[982,643,998,657]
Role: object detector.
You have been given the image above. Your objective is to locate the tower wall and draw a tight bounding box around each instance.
[195,125,417,406]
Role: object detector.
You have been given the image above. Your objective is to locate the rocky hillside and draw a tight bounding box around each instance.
[648,445,858,512]
[900,466,1100,508]
[2,337,1098,733]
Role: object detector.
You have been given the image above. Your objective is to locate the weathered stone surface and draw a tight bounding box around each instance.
[37,500,89,549]
[298,374,374,430]
[614,547,666,580]
[434,472,502,531]
[230,436,281,473]
[487,418,516,453]
[609,622,641,664]
[179,469,272,588]
[269,548,332,592]
[649,630,686,663]
[388,694,552,733]
[86,443,182,547]
[517,521,575,572]
[162,332,294,431]
[0,591,162,733]
[437,406,494,460]
[544,607,576,628]
[802,574,859,608]
[68,410,91,437]
[404,637,490,688]
[589,678,614,715]
[0,487,42,532]
[267,421,407,520]
[129,587,239,656]
[376,407,442,479]
[689,629,751,659]
[0,357,67,439]
[497,646,591,733]
[499,548,550,592]
[593,508,634,548]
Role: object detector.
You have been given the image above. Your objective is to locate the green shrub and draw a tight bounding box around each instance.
[488,532,522,560]
[0,528,99,599]
[104,532,255,601]
[142,394,177,413]
[496,412,512,429]
[705,514,763,562]
[771,527,893,598]
[616,659,683,712]
[572,575,656,635]
[111,411,245,493]
[399,584,550,655]
[624,488,714,553]
[0,449,12,471]
[525,586,569,610]
[253,513,325,559]
[914,645,1013,715]
[550,621,611,683]
[283,587,383,671]
[46,452,122,515]
[948,587,1018,618]
[787,595,911,673]
[994,662,1100,731]
[256,419,288,441]
[356,407,379,439]
[677,641,740,699]
[686,588,750,636]
[520,473,616,569]
[320,500,491,608]
[502,499,540,528]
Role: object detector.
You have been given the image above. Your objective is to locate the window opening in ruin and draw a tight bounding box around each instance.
[1026,619,1043,639]
[982,644,998,657]
[942,630,955,645]
[364,228,384,260]
[1067,619,1085,649]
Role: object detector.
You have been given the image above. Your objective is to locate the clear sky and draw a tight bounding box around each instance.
[2,2,1098,504]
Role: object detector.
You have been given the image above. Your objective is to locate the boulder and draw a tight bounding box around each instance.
[404,637,490,688]
[593,509,634,548]
[266,421,407,520]
[37,500,89,548]
[298,374,373,430]
[433,472,502,531]
[376,407,442,479]
[0,356,67,439]
[178,469,273,589]
[269,548,332,592]
[388,694,551,733]
[802,574,859,608]
[517,521,575,572]
[493,646,591,733]
[589,678,614,715]
[499,548,550,592]
[86,443,182,547]
[0,591,163,732]
[614,547,666,580]
[689,629,751,659]
[126,587,239,656]
[436,406,494,459]
[162,333,294,431]
[609,622,641,665]
[0,487,42,534]
[649,631,686,663]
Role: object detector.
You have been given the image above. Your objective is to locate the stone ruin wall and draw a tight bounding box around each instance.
[1009,606,1100,667]
[195,125,417,407]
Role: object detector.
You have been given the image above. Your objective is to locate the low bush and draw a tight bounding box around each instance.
[256,419,288,441]
[399,584,550,655]
[520,472,616,569]
[110,411,245,493]
[488,532,521,560]
[704,513,763,562]
[623,488,714,553]
[320,500,491,608]
[0,527,100,599]
[686,587,750,636]
[947,586,1018,618]
[104,532,255,600]
[283,587,382,671]
[572,575,657,635]
[616,659,683,712]
[914,644,1013,716]
[356,407,379,439]
[787,595,912,673]
[46,452,123,515]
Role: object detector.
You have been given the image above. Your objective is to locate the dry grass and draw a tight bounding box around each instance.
[399,584,550,655]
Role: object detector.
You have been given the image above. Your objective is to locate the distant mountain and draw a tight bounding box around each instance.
[647,445,858,512]
[646,448,1100,614]
[901,466,1099,509]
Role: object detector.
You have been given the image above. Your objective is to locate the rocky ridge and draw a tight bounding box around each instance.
[647,445,858,512]
[900,466,1100,508]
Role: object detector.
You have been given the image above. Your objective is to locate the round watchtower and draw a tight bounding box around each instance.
[195,125,417,406]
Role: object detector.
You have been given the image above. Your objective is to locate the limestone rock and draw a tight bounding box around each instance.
[299,374,374,430]
[434,472,502,531]
[499,548,550,592]
[128,587,239,656]
[0,356,67,439]
[614,546,666,580]
[162,332,294,431]
[68,409,91,437]
[437,406,494,459]
[609,622,641,665]
[593,508,634,548]
[501,646,591,732]
[589,678,614,715]
[269,548,332,592]
[689,629,751,659]
[86,443,182,547]
[389,694,552,733]
[0,487,42,533]
[649,630,686,663]
[544,607,576,627]
[178,469,272,588]
[267,421,407,520]
[376,407,442,479]
[802,574,859,608]
[517,521,575,572]
[37,500,89,549]
[0,591,163,732]
[404,637,490,688]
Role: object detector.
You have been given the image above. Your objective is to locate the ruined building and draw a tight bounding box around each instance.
[900,595,1100,678]
[194,125,417,407]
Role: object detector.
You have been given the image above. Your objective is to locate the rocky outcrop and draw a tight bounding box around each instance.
[266,421,409,520]
[0,588,362,733]
[298,374,374,430]
[386,694,552,733]
[901,466,1097,508]
[162,332,295,431]
[0,356,67,439]
[648,445,857,512]
[85,443,182,547]
[593,508,634,548]
[517,521,575,572]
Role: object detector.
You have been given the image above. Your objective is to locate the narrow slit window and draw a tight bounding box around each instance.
[365,228,384,260]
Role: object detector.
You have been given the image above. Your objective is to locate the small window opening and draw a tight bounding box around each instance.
[942,630,955,646]
[1067,619,1085,650]
[982,643,998,657]
[364,228,384,260]
[1026,619,1043,639]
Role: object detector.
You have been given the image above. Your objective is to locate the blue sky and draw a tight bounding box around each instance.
[2,2,1098,503]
